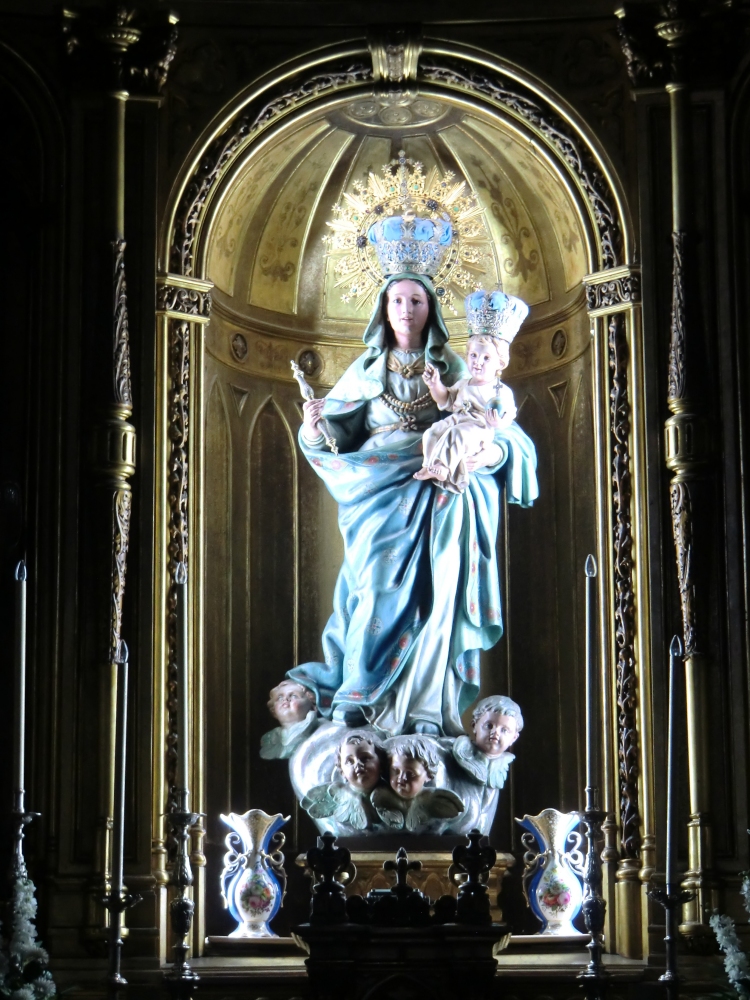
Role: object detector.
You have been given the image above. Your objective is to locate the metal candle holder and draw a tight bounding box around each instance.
[102,888,142,994]
[578,555,609,999]
[578,789,609,999]
[647,635,694,1000]
[10,794,39,882]
[163,792,202,998]
[103,644,142,994]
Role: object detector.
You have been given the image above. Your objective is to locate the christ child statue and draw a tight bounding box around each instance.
[414,288,528,494]
[372,736,464,833]
[301,731,386,832]
[259,679,318,760]
[452,695,523,789]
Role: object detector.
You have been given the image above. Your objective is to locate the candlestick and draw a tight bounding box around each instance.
[164,803,202,998]
[104,641,142,990]
[14,559,27,806]
[647,634,692,1000]
[175,561,189,809]
[578,554,608,999]
[665,634,681,895]
[11,560,37,883]
[584,553,597,810]
[111,643,128,902]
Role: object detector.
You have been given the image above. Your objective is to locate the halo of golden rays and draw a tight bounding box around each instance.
[324,151,492,315]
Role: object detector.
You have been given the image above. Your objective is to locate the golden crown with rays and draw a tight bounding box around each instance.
[324,151,492,314]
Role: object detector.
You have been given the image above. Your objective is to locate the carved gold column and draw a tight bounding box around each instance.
[585,270,646,959]
[656,9,718,944]
[155,275,212,960]
[64,5,179,950]
[65,8,142,947]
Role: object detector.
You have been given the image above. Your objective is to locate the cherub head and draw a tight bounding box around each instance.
[338,731,385,794]
[466,335,510,386]
[471,695,523,758]
[386,736,440,800]
[267,680,316,727]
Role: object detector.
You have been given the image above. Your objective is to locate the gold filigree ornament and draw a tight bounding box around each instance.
[324,150,492,314]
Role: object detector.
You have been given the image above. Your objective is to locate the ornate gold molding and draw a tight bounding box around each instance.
[169,61,373,278]
[165,319,190,805]
[607,311,640,863]
[157,274,213,321]
[113,239,132,406]
[159,39,634,956]
[667,231,687,403]
[419,61,623,269]
[63,6,179,96]
[155,274,213,807]
[585,266,641,315]
[584,270,642,873]
[369,30,422,86]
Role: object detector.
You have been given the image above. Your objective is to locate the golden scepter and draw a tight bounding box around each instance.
[290,360,338,456]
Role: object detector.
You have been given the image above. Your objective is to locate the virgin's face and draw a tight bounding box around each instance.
[386,280,430,349]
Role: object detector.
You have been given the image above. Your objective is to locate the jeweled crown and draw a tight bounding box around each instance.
[324,151,491,314]
[464,289,529,343]
[367,210,453,277]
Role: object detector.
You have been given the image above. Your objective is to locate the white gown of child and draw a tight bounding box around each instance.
[421,378,517,494]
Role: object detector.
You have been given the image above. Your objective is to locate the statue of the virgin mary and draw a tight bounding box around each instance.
[286,153,538,740]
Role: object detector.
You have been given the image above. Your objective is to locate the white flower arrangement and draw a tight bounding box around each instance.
[710,869,750,998]
[0,877,56,999]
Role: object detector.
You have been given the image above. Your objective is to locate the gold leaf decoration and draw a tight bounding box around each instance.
[324,152,492,315]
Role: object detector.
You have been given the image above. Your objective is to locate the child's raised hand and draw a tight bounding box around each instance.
[422,364,442,390]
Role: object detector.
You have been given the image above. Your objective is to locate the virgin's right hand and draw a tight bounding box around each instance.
[302,398,325,431]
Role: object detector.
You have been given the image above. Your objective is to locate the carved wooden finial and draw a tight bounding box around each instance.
[383,847,422,898]
[449,829,497,926]
[305,833,351,925]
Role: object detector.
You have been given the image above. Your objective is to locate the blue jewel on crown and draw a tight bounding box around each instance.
[368,210,453,278]
[464,288,530,344]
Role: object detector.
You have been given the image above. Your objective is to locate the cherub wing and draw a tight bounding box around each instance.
[406,790,465,832]
[371,787,406,830]
[301,783,339,819]
[487,752,515,789]
[451,735,486,783]
[259,727,285,760]
[329,784,371,831]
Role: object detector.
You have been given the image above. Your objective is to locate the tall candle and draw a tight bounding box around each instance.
[14,560,27,801]
[666,634,682,893]
[584,554,597,810]
[175,561,189,805]
[112,642,129,898]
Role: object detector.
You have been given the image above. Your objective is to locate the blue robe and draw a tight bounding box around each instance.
[288,274,538,736]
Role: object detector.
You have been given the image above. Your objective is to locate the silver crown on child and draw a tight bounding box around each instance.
[367,210,453,278]
[464,289,530,343]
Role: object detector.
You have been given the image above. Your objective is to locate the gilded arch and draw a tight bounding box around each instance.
[155,36,648,953]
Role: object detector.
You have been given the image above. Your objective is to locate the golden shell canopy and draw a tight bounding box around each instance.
[205,90,588,383]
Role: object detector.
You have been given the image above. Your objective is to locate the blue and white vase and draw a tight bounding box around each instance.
[220,809,289,938]
[516,808,585,936]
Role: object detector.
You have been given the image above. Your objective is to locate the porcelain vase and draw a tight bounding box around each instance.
[516,808,585,936]
[220,809,288,938]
